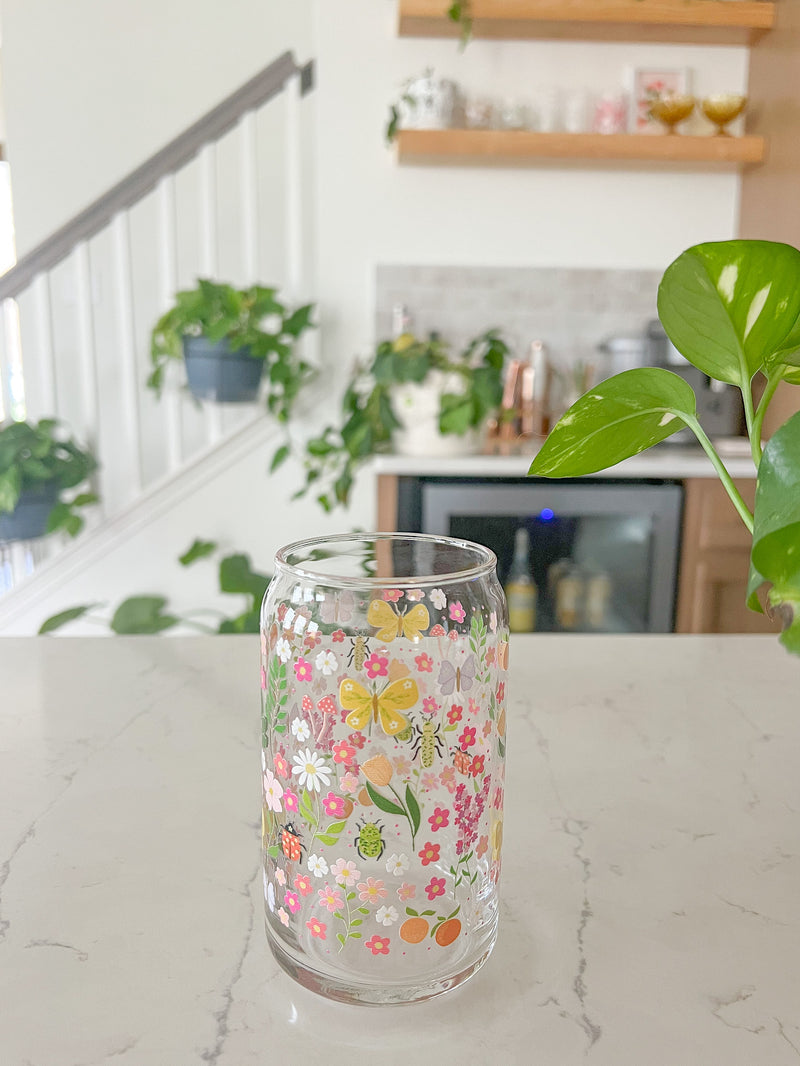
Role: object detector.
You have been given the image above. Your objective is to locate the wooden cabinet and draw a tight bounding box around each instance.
[675,478,780,634]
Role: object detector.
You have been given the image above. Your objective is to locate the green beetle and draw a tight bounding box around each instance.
[355,818,385,861]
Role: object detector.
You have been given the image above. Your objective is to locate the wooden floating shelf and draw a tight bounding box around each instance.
[395,128,766,169]
[398,0,776,46]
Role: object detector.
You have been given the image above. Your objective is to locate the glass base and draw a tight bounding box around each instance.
[266,918,498,1006]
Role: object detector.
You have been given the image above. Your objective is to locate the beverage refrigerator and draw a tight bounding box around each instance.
[395,477,684,633]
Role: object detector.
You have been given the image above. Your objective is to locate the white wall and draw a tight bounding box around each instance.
[0,0,750,632]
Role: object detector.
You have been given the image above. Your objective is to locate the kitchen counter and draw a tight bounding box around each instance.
[372,442,757,479]
[1,635,798,1065]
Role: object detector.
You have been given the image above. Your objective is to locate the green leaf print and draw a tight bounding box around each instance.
[365,782,405,817]
[405,784,421,836]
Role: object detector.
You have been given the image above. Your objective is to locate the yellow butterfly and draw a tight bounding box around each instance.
[339,676,419,736]
[367,599,430,643]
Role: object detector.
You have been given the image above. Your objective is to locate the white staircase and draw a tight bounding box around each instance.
[0,51,316,601]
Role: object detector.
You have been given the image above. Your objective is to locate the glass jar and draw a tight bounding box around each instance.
[260,533,509,1004]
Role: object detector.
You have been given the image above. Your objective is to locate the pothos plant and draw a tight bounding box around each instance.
[0,419,98,537]
[148,279,316,421]
[530,239,800,656]
[294,329,510,512]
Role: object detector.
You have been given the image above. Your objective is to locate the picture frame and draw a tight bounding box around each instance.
[627,67,692,134]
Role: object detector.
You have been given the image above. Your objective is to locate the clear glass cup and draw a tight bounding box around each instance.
[260,533,509,1004]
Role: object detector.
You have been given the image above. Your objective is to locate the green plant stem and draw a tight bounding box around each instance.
[739,377,757,463]
[388,783,416,848]
[683,414,754,534]
[751,369,783,466]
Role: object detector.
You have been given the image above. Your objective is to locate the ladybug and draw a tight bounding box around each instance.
[280,822,304,862]
[454,750,471,776]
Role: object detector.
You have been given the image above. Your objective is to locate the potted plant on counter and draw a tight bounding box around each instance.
[0,419,98,542]
[148,279,315,410]
[530,239,800,656]
[296,328,510,511]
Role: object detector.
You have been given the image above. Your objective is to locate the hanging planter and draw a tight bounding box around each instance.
[182,336,265,403]
[0,419,98,544]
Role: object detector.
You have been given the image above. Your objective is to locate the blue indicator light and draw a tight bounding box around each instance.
[539,508,555,521]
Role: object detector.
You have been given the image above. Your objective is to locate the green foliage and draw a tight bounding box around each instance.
[299,329,510,511]
[447,1,473,47]
[148,280,316,469]
[0,419,98,537]
[39,540,271,636]
[530,239,800,656]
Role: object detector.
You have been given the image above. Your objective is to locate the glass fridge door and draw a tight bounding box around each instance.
[419,480,683,633]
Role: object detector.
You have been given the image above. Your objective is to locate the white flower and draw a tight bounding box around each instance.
[267,881,276,912]
[406,589,424,602]
[291,748,332,792]
[307,854,329,878]
[291,717,311,742]
[385,852,410,876]
[315,649,338,676]
[431,588,447,610]
[263,769,284,812]
[276,636,292,663]
[376,905,399,927]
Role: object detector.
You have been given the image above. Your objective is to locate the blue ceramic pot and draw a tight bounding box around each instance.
[0,483,59,542]
[183,336,264,403]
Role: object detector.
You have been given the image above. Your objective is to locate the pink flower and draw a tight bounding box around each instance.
[277,907,290,926]
[418,841,440,867]
[348,731,367,750]
[318,883,344,912]
[382,588,403,602]
[260,666,267,690]
[414,652,434,673]
[332,629,345,643]
[357,877,387,905]
[283,789,299,814]
[364,652,389,679]
[449,601,466,623]
[322,792,346,818]
[493,787,504,810]
[293,874,313,897]
[425,876,446,901]
[440,765,457,793]
[273,751,289,779]
[470,754,485,777]
[476,835,489,859]
[306,917,327,939]
[365,935,390,956]
[496,682,505,702]
[294,657,313,683]
[482,720,493,738]
[485,646,496,666]
[397,882,416,901]
[332,741,356,766]
[330,857,361,886]
[422,697,440,715]
[459,726,477,750]
[468,697,480,716]
[429,624,446,637]
[428,806,450,832]
[284,890,301,914]
[340,770,359,794]
[393,755,411,777]
[421,771,439,791]
[304,631,322,650]
[447,704,463,725]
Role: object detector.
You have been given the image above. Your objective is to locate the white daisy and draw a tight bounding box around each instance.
[307,854,329,878]
[262,769,284,813]
[430,588,447,610]
[276,636,292,663]
[291,717,311,742]
[385,852,410,876]
[315,649,338,676]
[376,905,398,927]
[291,748,332,792]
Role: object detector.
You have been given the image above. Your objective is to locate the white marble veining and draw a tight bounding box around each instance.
[1,635,798,1065]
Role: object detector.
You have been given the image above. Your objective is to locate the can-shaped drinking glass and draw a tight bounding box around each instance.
[260,533,508,1004]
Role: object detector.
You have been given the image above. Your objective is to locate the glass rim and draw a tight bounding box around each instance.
[274,531,498,588]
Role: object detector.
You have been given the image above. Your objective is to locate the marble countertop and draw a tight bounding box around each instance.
[372,443,757,480]
[1,635,798,1065]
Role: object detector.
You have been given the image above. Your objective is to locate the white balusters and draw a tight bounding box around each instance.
[31,275,58,417]
[198,143,223,444]
[110,211,144,500]
[284,71,304,299]
[240,110,259,280]
[73,242,101,448]
[157,174,183,472]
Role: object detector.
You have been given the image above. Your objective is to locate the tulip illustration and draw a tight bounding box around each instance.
[360,753,421,847]
[361,753,393,787]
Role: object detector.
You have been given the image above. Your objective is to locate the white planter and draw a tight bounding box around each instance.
[392,372,483,458]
